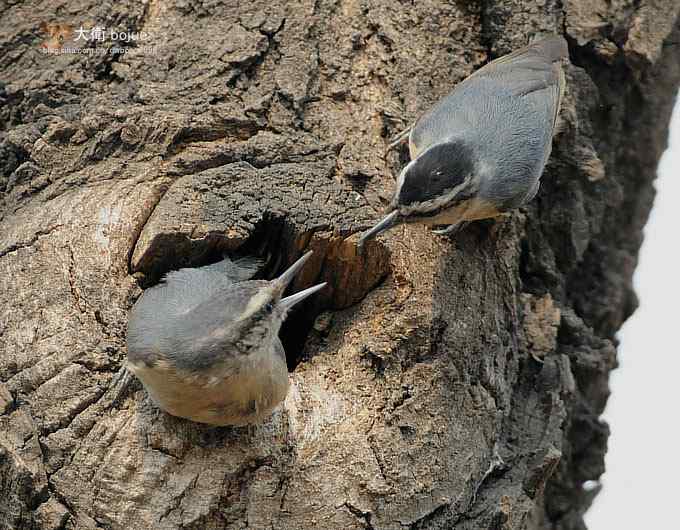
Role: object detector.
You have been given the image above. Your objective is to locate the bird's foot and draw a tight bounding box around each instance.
[383,126,412,158]
[105,366,136,409]
[432,222,468,236]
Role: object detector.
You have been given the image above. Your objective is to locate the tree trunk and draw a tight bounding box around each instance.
[1,1,678,529]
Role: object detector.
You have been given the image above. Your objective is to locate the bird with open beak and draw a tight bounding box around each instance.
[126,251,325,426]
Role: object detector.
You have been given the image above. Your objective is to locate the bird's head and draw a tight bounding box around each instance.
[234,251,325,340]
[358,141,477,246]
[162,251,326,371]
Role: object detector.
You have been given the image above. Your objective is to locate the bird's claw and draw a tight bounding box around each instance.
[383,126,412,158]
[432,223,461,236]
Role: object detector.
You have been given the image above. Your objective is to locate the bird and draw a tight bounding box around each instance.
[126,250,326,426]
[358,35,568,247]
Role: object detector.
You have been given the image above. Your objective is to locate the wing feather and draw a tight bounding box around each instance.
[140,256,263,317]
[410,36,567,155]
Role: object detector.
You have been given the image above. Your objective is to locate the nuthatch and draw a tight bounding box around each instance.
[126,251,325,426]
[358,35,568,246]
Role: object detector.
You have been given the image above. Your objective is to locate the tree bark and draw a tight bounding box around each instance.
[1,1,678,529]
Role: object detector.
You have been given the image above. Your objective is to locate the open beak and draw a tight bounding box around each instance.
[280,282,327,311]
[357,210,400,248]
[275,250,314,290]
[274,250,326,310]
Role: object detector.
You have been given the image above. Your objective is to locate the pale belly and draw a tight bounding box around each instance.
[128,353,289,426]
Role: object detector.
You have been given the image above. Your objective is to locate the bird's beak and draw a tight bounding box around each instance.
[275,250,314,291]
[357,210,400,248]
[274,251,327,310]
[280,282,327,311]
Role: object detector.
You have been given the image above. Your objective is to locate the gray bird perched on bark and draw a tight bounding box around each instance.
[126,250,325,426]
[358,35,568,246]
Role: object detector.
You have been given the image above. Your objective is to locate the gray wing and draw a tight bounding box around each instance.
[410,36,567,156]
[471,35,567,76]
[137,256,262,317]
[127,275,265,370]
[483,36,566,131]
[190,256,262,284]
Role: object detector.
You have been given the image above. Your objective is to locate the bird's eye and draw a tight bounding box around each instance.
[264,302,274,314]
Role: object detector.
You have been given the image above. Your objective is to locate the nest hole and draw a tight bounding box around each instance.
[132,214,391,371]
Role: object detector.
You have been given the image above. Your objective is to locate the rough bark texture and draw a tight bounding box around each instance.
[1,1,678,529]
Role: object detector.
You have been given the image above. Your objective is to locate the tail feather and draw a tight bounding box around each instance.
[528,35,569,63]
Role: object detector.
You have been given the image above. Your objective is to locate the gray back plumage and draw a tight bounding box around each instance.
[409,36,567,210]
[127,257,265,371]
[150,256,262,316]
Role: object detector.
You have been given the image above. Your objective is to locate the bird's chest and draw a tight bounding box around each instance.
[424,196,503,226]
[129,348,289,426]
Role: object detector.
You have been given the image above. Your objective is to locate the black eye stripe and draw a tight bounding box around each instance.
[398,142,474,206]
